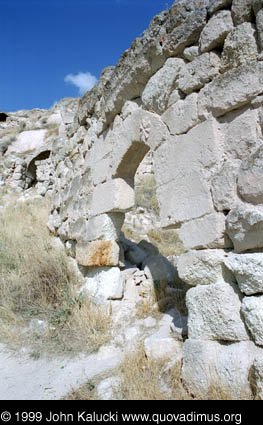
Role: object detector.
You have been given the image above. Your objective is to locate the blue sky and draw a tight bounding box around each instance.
[0,0,174,112]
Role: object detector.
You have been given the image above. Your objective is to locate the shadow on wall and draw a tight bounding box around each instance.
[120,231,189,317]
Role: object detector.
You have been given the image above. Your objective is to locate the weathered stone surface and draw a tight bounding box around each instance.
[208,0,233,14]
[7,130,47,155]
[183,46,199,62]
[90,178,134,216]
[225,253,263,295]
[80,267,123,303]
[178,212,227,250]
[242,296,263,345]
[162,93,199,135]
[186,280,249,341]
[221,23,258,71]
[84,214,124,242]
[226,205,263,252]
[83,0,208,130]
[182,339,258,399]
[198,62,263,119]
[155,119,222,227]
[177,52,221,95]
[211,161,239,211]
[238,146,263,204]
[177,249,232,286]
[199,10,233,53]
[232,0,254,25]
[218,107,261,160]
[250,356,263,400]
[76,240,120,267]
[144,335,182,361]
[141,58,185,115]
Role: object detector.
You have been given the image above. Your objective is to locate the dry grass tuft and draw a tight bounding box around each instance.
[0,193,110,355]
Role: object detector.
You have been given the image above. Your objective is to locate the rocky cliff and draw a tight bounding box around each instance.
[2,0,263,399]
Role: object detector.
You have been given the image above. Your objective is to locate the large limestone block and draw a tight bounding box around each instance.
[80,267,123,303]
[211,161,239,211]
[199,10,233,53]
[182,339,258,399]
[178,212,227,251]
[162,93,199,135]
[90,178,134,216]
[177,52,221,95]
[186,281,249,341]
[221,23,258,71]
[218,107,261,160]
[237,146,263,204]
[226,205,263,252]
[84,214,124,242]
[232,0,254,25]
[242,296,263,345]
[141,58,185,115]
[198,62,263,119]
[154,119,222,227]
[76,240,120,267]
[177,249,232,286]
[225,253,263,295]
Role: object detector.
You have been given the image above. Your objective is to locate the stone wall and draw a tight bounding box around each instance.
[47,0,263,397]
[2,0,263,398]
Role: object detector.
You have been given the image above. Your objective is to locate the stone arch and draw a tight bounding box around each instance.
[26,150,51,185]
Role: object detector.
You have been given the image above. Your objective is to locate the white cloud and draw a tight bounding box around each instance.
[64,71,98,95]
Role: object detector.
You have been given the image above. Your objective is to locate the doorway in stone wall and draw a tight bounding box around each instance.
[114,142,187,318]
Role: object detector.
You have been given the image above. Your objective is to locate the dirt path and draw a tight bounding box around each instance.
[0,343,123,400]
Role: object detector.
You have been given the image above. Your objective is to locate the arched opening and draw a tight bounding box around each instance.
[116,146,187,318]
[0,112,8,122]
[114,141,150,188]
[26,150,51,187]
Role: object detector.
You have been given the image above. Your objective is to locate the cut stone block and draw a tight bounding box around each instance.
[182,339,259,399]
[178,212,226,250]
[90,178,134,216]
[162,93,199,135]
[177,52,221,95]
[84,213,124,242]
[199,10,233,53]
[226,205,263,252]
[141,58,185,115]
[80,267,123,303]
[242,296,263,346]
[221,22,258,72]
[177,249,232,286]
[186,281,249,341]
[211,161,239,211]
[76,240,120,267]
[198,62,263,119]
[155,119,222,227]
[225,253,263,295]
